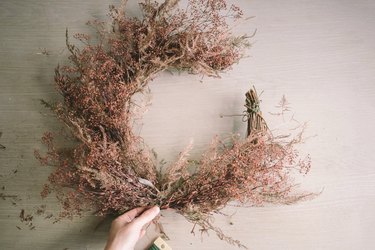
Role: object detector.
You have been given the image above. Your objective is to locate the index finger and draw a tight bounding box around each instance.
[116,207,146,224]
[132,206,160,227]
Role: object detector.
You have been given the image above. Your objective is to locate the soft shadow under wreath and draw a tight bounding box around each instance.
[35,0,314,248]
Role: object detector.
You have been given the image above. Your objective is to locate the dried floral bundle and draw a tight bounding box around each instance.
[36,0,312,248]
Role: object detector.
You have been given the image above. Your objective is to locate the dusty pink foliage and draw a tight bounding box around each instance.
[35,1,312,248]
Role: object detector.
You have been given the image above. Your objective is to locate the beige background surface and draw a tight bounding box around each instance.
[1,0,375,249]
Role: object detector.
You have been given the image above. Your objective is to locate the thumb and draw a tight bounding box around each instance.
[133,206,160,227]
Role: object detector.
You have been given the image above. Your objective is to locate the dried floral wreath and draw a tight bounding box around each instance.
[35,0,313,248]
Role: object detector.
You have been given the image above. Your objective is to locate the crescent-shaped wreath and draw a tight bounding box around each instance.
[35,0,313,248]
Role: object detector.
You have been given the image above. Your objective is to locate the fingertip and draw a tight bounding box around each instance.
[145,206,160,219]
[133,206,160,226]
[149,206,160,219]
[117,207,146,223]
[153,206,160,215]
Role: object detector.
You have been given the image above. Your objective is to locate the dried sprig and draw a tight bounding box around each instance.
[269,94,291,121]
[35,1,313,248]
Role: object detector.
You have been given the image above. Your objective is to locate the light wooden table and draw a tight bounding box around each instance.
[1,0,375,249]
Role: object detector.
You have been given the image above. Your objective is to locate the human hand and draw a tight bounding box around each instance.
[104,206,160,250]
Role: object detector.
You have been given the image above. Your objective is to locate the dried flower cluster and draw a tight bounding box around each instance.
[35,1,312,248]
